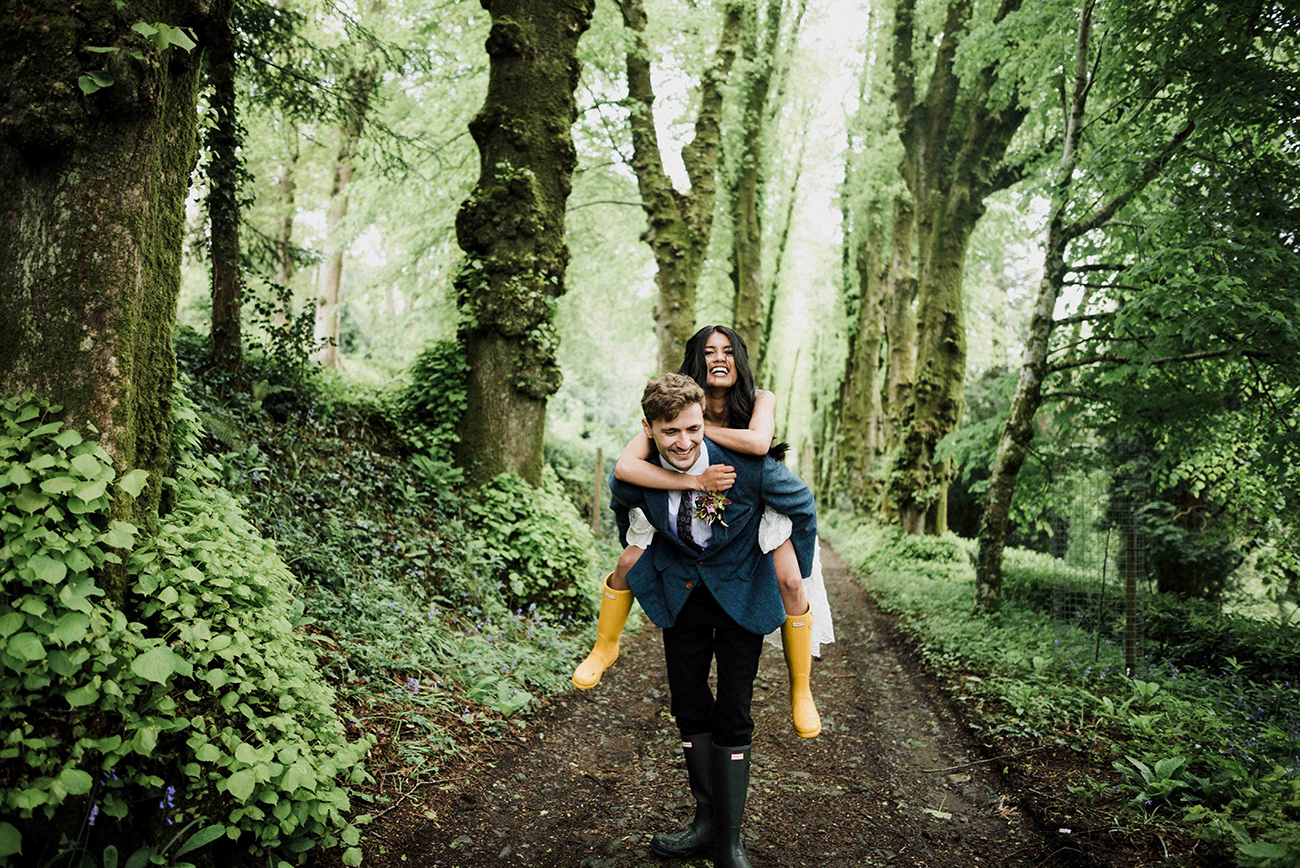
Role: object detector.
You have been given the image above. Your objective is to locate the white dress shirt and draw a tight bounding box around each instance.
[663,446,713,549]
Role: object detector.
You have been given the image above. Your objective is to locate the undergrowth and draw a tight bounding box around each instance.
[0,392,370,867]
[0,331,620,866]
[823,514,1300,868]
[173,332,616,814]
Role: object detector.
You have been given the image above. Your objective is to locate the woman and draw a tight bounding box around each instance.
[572,326,834,739]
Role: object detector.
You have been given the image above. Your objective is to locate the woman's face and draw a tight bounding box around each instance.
[702,330,737,390]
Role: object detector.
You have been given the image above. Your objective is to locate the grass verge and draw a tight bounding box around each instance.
[822,514,1299,868]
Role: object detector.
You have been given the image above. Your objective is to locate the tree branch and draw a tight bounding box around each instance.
[1052,311,1113,326]
[1064,119,1196,242]
[1064,262,1127,273]
[566,199,647,211]
[1042,390,1104,403]
[989,135,1059,192]
[1061,281,1147,291]
[1048,347,1268,374]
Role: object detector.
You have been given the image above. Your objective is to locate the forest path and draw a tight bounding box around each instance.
[355,544,1064,867]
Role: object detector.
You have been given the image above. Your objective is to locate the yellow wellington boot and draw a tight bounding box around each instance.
[572,573,633,690]
[781,609,822,738]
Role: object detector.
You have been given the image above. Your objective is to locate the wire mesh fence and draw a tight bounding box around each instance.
[1051,451,1149,678]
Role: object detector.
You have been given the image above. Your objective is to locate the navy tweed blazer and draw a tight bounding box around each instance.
[608,438,817,635]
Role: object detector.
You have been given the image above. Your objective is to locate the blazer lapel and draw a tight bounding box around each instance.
[645,488,671,536]
[703,439,735,549]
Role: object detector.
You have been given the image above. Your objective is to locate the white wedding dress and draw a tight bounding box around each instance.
[625,506,836,656]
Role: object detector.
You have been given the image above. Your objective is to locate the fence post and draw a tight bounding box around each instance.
[592,447,602,533]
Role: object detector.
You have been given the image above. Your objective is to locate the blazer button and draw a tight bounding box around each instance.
[685,582,693,589]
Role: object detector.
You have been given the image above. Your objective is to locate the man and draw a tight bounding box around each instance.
[608,373,817,868]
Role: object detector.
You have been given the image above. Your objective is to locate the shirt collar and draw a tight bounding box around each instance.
[659,442,709,476]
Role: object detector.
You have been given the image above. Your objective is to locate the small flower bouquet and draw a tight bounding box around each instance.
[693,490,732,527]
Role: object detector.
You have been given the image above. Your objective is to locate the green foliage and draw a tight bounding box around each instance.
[541,436,619,541]
[1112,755,1191,807]
[391,339,470,459]
[0,394,370,866]
[1144,595,1300,688]
[823,514,1300,866]
[242,281,322,379]
[77,20,196,95]
[463,471,596,617]
[169,349,614,799]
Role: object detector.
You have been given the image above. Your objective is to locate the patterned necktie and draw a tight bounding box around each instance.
[676,491,697,549]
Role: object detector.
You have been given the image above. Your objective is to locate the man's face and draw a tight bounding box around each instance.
[643,402,705,471]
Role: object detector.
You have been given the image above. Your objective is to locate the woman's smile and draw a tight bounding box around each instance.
[703,331,736,388]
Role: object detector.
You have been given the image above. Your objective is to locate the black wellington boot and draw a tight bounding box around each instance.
[711,743,753,868]
[650,733,714,857]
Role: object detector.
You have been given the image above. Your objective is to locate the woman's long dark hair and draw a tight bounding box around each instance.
[678,325,788,461]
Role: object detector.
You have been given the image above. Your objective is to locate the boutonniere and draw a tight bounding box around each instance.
[693,490,732,527]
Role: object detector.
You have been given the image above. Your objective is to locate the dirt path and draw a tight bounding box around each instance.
[356,544,1065,867]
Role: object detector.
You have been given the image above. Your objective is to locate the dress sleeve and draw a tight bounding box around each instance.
[757,506,793,554]
[626,507,656,548]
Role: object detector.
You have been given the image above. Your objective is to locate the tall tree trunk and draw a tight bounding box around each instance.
[761,0,808,135]
[454,0,595,486]
[208,13,242,371]
[879,196,916,454]
[886,0,1030,534]
[755,122,807,381]
[0,0,214,601]
[314,2,383,368]
[272,125,299,328]
[974,0,1192,610]
[729,0,783,358]
[313,68,373,368]
[817,35,875,508]
[620,0,742,372]
[840,214,887,511]
[975,211,1072,609]
[894,192,976,534]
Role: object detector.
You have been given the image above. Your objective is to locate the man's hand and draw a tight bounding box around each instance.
[695,464,736,492]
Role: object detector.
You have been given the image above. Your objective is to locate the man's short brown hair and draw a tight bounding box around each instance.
[641,373,704,424]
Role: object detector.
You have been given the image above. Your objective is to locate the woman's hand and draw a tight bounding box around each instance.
[694,464,736,492]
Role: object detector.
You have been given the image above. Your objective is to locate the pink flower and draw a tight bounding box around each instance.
[693,491,731,527]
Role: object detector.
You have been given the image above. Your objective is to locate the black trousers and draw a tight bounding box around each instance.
[662,584,764,748]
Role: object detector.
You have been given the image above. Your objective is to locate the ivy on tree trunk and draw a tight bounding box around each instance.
[207,11,242,372]
[454,0,595,487]
[885,0,1029,534]
[0,0,217,602]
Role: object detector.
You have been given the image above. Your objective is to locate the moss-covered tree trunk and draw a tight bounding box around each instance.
[728,0,782,359]
[894,192,976,534]
[839,216,887,512]
[207,12,242,371]
[0,0,214,600]
[755,123,806,380]
[879,196,916,456]
[621,0,742,372]
[885,0,1028,534]
[454,0,594,486]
